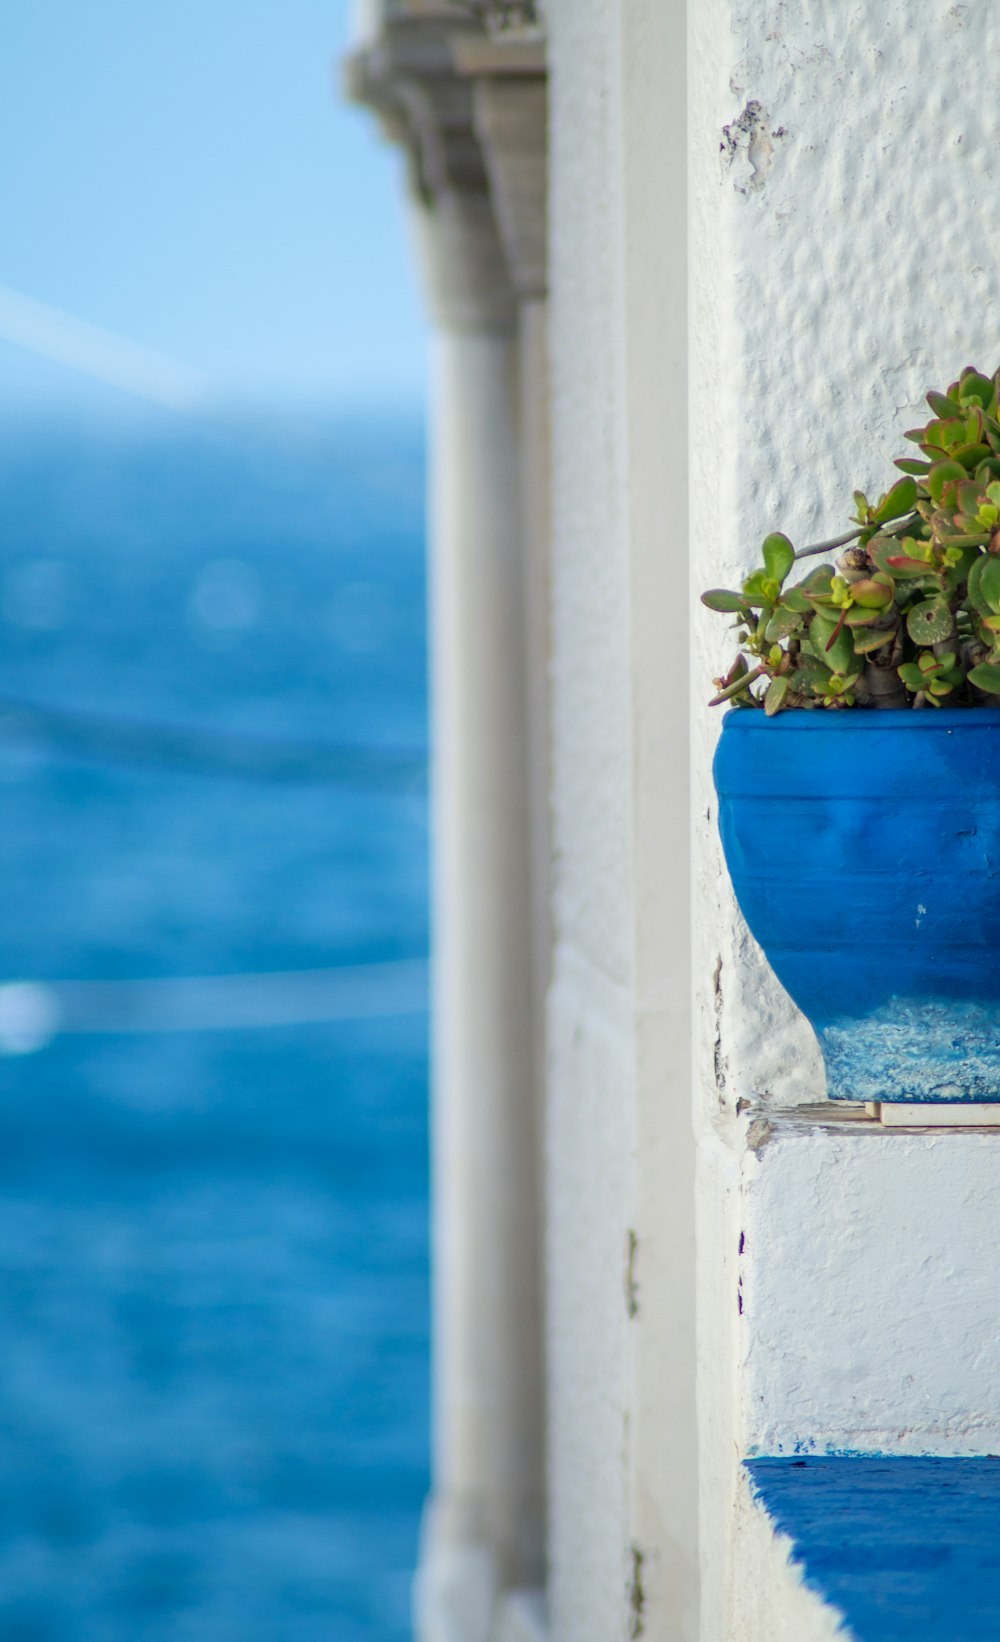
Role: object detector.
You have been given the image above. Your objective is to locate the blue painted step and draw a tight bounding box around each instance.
[747,1455,1000,1640]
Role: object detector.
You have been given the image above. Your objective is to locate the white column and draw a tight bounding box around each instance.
[472,66,552,1259]
[417,206,544,1639]
[347,20,549,1639]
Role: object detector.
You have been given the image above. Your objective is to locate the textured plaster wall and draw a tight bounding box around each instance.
[691,0,1000,1109]
[688,1,1000,1635]
[743,1124,1000,1456]
[729,1470,845,1642]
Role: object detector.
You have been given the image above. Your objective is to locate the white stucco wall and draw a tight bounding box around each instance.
[688,2,1000,1635]
[691,0,1000,1109]
[743,1121,1000,1457]
[729,1471,846,1642]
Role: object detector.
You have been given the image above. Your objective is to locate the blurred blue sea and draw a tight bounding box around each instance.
[0,412,429,1642]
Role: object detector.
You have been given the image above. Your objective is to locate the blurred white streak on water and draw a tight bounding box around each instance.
[0,960,428,1050]
[0,283,213,413]
[0,982,62,1054]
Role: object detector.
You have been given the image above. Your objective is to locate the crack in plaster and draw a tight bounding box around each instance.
[627,1543,645,1639]
[624,1228,639,1319]
[712,954,729,1108]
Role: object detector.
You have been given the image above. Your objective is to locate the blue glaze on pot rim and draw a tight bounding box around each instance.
[719,705,1000,729]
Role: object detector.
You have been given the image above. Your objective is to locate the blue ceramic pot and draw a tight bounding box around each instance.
[713,707,1000,1103]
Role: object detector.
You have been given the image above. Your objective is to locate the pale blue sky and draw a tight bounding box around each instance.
[0,2,425,414]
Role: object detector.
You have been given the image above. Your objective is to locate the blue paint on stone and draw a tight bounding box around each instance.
[713,707,1000,1101]
[747,1455,1000,1640]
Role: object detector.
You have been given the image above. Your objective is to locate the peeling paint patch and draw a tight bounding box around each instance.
[746,1117,775,1156]
[720,100,783,193]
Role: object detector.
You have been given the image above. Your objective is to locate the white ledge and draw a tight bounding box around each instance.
[867,1100,1000,1128]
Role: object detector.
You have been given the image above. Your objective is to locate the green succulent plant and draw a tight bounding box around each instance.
[702,364,1000,712]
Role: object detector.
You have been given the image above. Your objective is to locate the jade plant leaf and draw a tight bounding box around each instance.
[968,554,1000,615]
[867,536,898,573]
[763,676,789,716]
[761,532,795,586]
[741,570,781,606]
[968,662,1000,694]
[799,563,836,592]
[927,460,967,502]
[764,606,802,642]
[906,598,954,645]
[850,576,894,609]
[953,443,994,471]
[873,477,917,522]
[788,656,828,691]
[810,615,855,674]
[959,371,996,408]
[853,626,896,654]
[898,661,929,691]
[885,555,936,577]
[701,589,747,612]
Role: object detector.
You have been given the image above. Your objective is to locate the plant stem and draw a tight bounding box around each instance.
[708,664,765,706]
[791,514,919,562]
[793,529,862,561]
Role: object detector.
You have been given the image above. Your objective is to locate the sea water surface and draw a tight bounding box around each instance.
[0,410,429,1641]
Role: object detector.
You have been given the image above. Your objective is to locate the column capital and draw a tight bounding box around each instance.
[345,3,547,322]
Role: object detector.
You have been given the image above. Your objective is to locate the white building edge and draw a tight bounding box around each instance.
[348,4,1000,1638]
